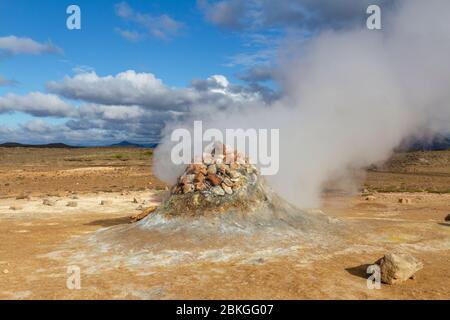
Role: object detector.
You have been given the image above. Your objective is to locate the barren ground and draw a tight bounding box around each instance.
[0,147,449,299]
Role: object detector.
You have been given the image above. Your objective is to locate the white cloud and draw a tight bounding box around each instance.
[0,36,63,55]
[47,70,188,111]
[0,92,74,117]
[47,70,269,113]
[114,2,183,40]
[115,28,145,42]
[1,70,273,144]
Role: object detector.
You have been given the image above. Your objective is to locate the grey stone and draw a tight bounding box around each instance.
[211,186,225,196]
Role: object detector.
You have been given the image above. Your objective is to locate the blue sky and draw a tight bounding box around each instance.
[0,0,247,91]
[0,0,389,145]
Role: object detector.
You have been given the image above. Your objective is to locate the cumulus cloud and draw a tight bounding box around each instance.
[47,70,270,112]
[0,92,74,117]
[1,70,272,144]
[114,2,183,40]
[0,36,62,56]
[47,70,190,111]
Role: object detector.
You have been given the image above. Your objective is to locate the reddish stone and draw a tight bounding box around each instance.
[207,173,222,186]
[194,173,205,183]
[187,163,207,175]
[194,182,207,191]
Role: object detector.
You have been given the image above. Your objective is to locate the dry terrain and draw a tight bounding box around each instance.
[0,147,449,299]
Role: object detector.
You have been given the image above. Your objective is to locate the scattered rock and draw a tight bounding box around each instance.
[445,214,450,222]
[66,201,78,207]
[398,198,412,204]
[132,198,140,204]
[376,252,423,285]
[16,194,30,200]
[2,269,9,274]
[365,196,376,201]
[9,206,23,211]
[130,206,157,223]
[100,200,112,206]
[43,199,56,206]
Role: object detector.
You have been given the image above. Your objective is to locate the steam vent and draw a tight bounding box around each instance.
[138,144,341,236]
[65,143,345,272]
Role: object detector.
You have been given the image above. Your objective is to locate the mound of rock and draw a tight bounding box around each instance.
[138,143,340,236]
[164,146,263,216]
[172,146,257,195]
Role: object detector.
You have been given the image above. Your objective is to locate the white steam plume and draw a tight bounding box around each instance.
[154,0,450,208]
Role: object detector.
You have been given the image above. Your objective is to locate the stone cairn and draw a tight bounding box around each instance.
[171,144,259,198]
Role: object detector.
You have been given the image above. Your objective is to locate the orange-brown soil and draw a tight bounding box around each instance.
[0,148,449,299]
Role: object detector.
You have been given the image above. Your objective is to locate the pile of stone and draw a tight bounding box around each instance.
[171,145,259,198]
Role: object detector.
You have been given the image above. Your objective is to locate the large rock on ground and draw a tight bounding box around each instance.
[377,252,423,284]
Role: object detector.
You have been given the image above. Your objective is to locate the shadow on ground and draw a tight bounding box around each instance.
[345,264,372,279]
[85,216,131,227]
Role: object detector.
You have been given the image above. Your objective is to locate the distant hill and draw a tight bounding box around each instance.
[0,140,158,149]
[397,134,450,151]
[0,142,77,148]
[109,140,158,148]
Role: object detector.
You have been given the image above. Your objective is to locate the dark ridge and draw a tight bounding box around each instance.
[396,134,450,152]
[0,141,159,149]
[109,140,158,148]
[0,142,79,149]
